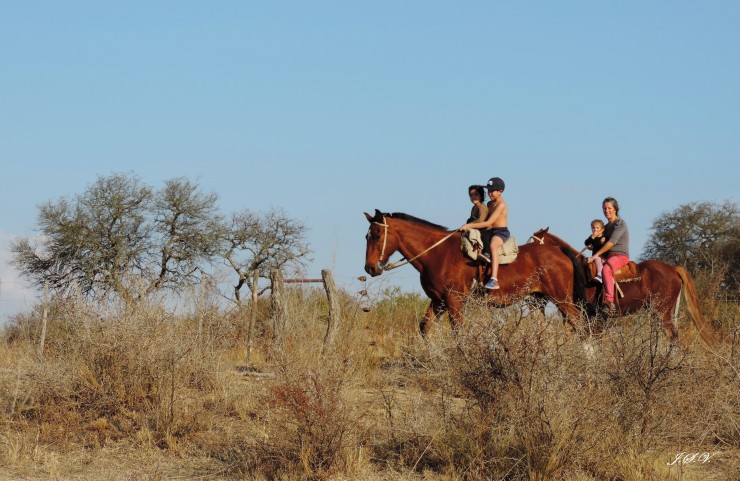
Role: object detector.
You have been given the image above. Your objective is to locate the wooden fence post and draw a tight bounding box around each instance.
[246,269,259,363]
[270,269,286,350]
[321,269,341,351]
[38,280,48,358]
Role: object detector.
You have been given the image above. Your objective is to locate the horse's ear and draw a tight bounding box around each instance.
[374,209,383,221]
[544,226,550,233]
[364,212,374,223]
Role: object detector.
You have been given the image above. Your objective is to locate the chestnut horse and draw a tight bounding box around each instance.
[364,210,586,335]
[530,227,715,347]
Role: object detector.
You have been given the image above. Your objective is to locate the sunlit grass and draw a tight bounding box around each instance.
[1,284,737,480]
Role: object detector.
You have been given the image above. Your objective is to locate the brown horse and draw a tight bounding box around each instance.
[530,227,715,347]
[364,210,586,335]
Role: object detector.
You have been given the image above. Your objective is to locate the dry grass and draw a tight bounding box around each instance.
[1,284,738,481]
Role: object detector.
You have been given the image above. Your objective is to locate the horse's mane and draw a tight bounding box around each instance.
[540,229,579,255]
[546,230,572,247]
[387,212,449,231]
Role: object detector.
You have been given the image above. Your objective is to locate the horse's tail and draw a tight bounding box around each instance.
[676,266,715,348]
[562,246,587,306]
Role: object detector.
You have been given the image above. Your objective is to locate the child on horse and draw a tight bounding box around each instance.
[588,197,630,316]
[461,177,509,290]
[584,219,607,283]
[467,184,488,223]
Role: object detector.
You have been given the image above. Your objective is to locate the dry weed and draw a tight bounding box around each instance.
[1,284,737,481]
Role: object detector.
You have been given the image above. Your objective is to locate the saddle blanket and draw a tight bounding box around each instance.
[461,229,518,265]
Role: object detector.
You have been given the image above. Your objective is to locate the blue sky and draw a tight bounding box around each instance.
[1,1,738,319]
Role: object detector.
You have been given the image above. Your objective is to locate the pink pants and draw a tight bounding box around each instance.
[603,254,630,303]
[594,256,603,275]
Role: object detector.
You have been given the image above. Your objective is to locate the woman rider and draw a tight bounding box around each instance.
[588,197,630,316]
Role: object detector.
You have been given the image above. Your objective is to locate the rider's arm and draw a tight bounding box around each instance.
[595,221,626,258]
[592,241,614,258]
[462,203,503,230]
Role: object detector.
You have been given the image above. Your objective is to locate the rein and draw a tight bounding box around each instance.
[529,235,545,244]
[372,217,458,272]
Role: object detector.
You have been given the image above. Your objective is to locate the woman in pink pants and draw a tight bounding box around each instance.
[587,197,630,316]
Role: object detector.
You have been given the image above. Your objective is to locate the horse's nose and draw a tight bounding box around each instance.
[365,264,379,277]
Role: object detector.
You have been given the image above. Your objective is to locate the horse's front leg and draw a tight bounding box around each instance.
[420,299,446,337]
[446,292,466,330]
[558,301,583,334]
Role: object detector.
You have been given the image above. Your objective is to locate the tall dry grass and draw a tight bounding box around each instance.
[1,283,738,480]
[1,295,231,446]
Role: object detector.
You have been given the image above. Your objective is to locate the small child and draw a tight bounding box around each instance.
[461,177,508,290]
[467,185,488,224]
[585,219,607,283]
[466,184,490,260]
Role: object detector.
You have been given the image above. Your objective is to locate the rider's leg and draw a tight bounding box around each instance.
[490,236,504,281]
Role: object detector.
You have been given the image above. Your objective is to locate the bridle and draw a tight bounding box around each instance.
[529,235,545,244]
[368,217,390,271]
[368,215,457,272]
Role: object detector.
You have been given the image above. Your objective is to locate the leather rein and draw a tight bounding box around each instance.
[370,216,458,272]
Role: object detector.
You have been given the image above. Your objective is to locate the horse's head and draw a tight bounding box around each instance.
[364,209,398,276]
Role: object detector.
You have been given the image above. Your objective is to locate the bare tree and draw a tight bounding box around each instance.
[12,173,152,298]
[11,173,224,300]
[222,207,312,303]
[148,177,223,293]
[642,200,739,294]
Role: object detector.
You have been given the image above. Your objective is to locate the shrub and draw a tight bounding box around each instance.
[1,297,222,449]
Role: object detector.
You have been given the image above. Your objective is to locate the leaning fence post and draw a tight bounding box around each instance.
[38,280,49,358]
[270,269,286,350]
[321,269,341,351]
[246,269,259,363]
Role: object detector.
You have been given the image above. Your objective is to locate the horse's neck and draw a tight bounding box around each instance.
[548,233,577,254]
[393,222,454,265]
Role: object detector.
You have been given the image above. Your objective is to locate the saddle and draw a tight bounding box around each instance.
[461,231,519,265]
[463,232,519,291]
[585,260,640,283]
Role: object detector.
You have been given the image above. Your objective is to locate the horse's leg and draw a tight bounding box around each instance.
[552,294,608,339]
[447,295,465,330]
[420,299,446,337]
[554,301,581,334]
[660,309,679,341]
[644,289,679,342]
[526,294,548,318]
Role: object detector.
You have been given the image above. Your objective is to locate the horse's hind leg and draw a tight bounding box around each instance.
[661,311,679,341]
[420,299,446,337]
